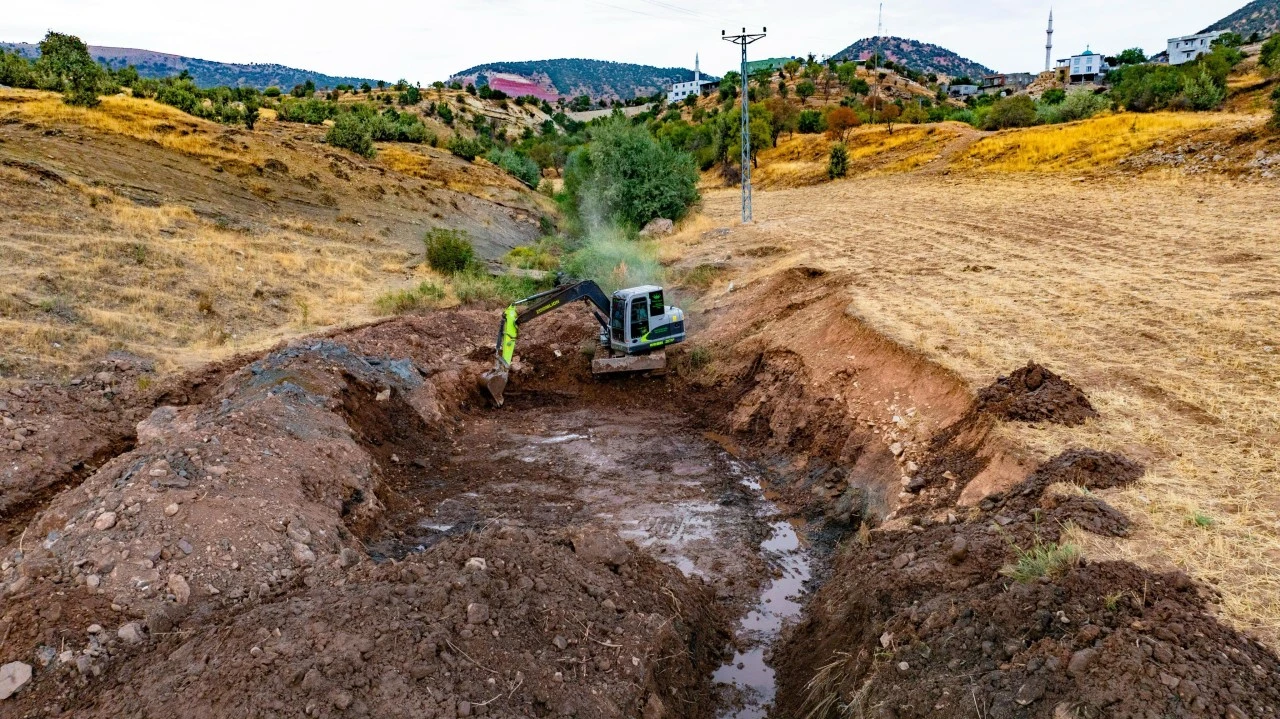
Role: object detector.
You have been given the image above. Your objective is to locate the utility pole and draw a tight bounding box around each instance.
[723,27,766,224]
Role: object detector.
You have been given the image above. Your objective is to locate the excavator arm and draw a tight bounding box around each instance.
[482,280,611,406]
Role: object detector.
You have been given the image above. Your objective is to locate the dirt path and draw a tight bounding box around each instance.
[916,126,990,174]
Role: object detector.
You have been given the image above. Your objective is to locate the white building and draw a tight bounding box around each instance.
[1167,31,1226,65]
[670,55,712,102]
[1057,48,1108,83]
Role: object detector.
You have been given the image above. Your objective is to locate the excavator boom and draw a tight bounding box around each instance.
[480,280,610,407]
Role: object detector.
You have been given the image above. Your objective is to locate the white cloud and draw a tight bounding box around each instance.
[3,0,1250,83]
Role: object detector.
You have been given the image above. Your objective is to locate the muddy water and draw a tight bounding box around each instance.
[375,404,818,716]
[713,467,814,718]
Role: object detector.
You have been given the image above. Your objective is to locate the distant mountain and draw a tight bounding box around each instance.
[0,42,380,90]
[1202,0,1280,38]
[832,36,993,79]
[451,59,706,101]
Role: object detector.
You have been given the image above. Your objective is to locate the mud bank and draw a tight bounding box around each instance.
[1,266,1278,718]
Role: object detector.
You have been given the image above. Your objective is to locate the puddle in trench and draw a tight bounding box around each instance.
[713,467,814,719]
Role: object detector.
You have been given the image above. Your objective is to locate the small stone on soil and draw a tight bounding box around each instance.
[0,662,33,701]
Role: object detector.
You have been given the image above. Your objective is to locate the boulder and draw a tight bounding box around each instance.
[639,218,675,238]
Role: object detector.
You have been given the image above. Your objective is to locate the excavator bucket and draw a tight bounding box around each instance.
[479,366,509,408]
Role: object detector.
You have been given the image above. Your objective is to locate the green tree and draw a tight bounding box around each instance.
[1041,88,1067,105]
[796,80,816,104]
[1212,32,1244,49]
[848,77,870,96]
[1262,35,1280,72]
[37,32,102,107]
[1115,48,1148,66]
[564,117,699,227]
[797,109,825,133]
[783,60,801,79]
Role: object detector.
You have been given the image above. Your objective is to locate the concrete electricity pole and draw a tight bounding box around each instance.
[722,27,766,224]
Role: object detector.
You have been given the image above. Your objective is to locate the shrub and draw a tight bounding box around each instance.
[1038,89,1109,124]
[264,86,281,98]
[982,95,1038,130]
[485,147,542,187]
[1182,67,1226,110]
[1263,35,1280,72]
[797,109,825,133]
[277,98,337,124]
[828,143,849,179]
[424,228,475,274]
[447,136,486,161]
[326,113,376,158]
[452,272,553,305]
[562,230,663,293]
[505,240,561,271]
[1041,88,1067,105]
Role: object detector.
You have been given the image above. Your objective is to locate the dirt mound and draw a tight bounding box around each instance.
[976,363,1098,426]
[39,527,723,719]
[775,448,1280,719]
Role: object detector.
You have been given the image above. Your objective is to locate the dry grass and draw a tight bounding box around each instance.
[0,190,407,374]
[2,90,261,165]
[745,125,961,189]
[683,174,1280,644]
[952,112,1237,171]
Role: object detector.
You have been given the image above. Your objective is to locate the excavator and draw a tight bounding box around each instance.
[479,279,686,407]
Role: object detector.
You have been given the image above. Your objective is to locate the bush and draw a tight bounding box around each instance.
[264,86,281,98]
[1263,35,1280,72]
[451,271,553,305]
[424,228,475,274]
[505,239,561,271]
[485,147,542,187]
[797,109,826,134]
[326,112,376,158]
[1037,89,1109,124]
[562,229,663,293]
[1041,88,1066,105]
[277,98,337,124]
[447,136,486,161]
[828,143,849,179]
[982,95,1038,130]
[1182,67,1227,110]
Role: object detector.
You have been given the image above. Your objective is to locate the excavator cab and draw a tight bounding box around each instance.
[609,286,684,354]
[480,279,685,407]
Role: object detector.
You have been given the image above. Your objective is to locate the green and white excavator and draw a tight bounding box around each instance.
[479,279,686,407]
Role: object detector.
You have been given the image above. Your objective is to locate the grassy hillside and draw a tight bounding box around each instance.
[0,89,551,378]
[832,36,993,79]
[451,58,699,100]
[0,42,380,89]
[1203,0,1280,37]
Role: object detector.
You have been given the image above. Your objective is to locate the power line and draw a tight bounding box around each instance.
[722,27,766,225]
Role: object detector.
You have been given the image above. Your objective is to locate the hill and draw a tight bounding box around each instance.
[451,58,702,100]
[0,42,380,90]
[832,36,993,79]
[1203,0,1280,37]
[0,88,549,379]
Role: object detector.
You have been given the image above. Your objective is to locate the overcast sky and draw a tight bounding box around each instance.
[3,0,1250,83]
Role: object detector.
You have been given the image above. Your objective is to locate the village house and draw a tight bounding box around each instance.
[1056,49,1109,84]
[1166,30,1226,65]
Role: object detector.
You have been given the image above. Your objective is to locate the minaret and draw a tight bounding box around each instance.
[695,54,701,85]
[1045,9,1054,72]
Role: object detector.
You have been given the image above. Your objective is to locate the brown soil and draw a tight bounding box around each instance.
[976,362,1099,427]
[1,265,1278,718]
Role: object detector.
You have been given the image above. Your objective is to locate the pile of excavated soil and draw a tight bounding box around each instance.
[976,363,1098,426]
[0,312,729,717]
[774,447,1280,719]
[38,527,723,719]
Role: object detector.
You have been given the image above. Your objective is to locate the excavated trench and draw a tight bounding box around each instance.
[349,385,827,718]
[4,272,1280,718]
